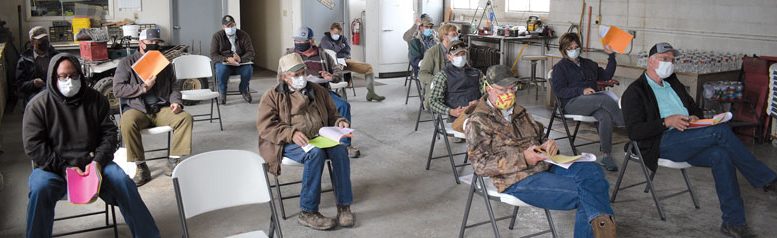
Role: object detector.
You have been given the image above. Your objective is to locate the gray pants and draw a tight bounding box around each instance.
[563,94,625,153]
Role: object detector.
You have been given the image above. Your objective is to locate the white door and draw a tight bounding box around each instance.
[378,0,414,73]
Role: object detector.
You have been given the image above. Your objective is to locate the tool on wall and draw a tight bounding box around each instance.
[351,17,362,45]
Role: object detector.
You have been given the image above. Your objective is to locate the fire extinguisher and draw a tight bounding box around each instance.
[351,18,362,45]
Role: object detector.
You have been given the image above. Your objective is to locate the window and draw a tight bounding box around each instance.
[451,0,480,9]
[506,0,550,12]
[28,0,111,19]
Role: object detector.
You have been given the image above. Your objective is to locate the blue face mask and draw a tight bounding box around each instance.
[423,29,433,37]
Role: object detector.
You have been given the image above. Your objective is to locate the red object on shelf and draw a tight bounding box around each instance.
[79,41,108,61]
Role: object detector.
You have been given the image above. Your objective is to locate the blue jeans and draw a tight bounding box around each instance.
[328,91,351,145]
[283,143,353,212]
[502,162,613,238]
[214,63,253,94]
[660,124,777,226]
[26,162,160,238]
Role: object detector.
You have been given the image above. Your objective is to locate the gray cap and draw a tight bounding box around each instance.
[648,42,679,57]
[139,28,164,42]
[293,26,313,41]
[29,26,48,40]
[485,65,521,87]
[222,15,236,25]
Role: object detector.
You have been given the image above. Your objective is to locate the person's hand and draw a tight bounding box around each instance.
[523,145,547,166]
[449,107,465,117]
[689,115,700,121]
[319,71,333,81]
[292,131,309,147]
[226,57,238,65]
[143,75,157,91]
[415,18,422,26]
[541,140,559,157]
[33,78,45,88]
[604,45,615,55]
[664,114,690,131]
[233,53,241,63]
[583,88,596,95]
[468,100,478,107]
[338,121,350,129]
[170,103,183,114]
[75,167,86,176]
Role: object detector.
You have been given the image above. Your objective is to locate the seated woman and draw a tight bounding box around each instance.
[467,65,616,238]
[551,33,624,171]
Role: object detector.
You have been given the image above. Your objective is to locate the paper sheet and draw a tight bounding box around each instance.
[688,112,733,129]
[131,50,170,82]
[66,161,102,204]
[599,25,634,54]
[543,153,597,169]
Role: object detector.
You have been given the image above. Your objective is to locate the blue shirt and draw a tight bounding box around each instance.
[645,73,688,118]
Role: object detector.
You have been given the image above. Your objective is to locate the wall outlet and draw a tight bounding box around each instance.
[628,30,637,39]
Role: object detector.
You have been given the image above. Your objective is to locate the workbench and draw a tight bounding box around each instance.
[467,34,552,77]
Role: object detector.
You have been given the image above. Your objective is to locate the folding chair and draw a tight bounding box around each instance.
[414,65,434,131]
[405,61,421,105]
[172,150,282,237]
[116,103,172,161]
[174,54,223,131]
[459,174,558,238]
[272,157,337,220]
[426,113,469,184]
[544,70,600,155]
[610,141,700,221]
[323,49,355,100]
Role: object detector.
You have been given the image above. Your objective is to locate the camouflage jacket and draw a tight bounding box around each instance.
[465,97,549,192]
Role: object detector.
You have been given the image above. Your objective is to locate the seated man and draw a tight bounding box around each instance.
[403,13,433,44]
[23,53,159,237]
[113,29,193,186]
[257,53,354,230]
[320,22,384,102]
[16,26,58,106]
[419,23,459,96]
[467,65,616,238]
[622,42,777,238]
[291,26,360,158]
[210,15,255,104]
[408,19,437,75]
[427,40,481,134]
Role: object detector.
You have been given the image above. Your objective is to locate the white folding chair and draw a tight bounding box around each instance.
[426,113,469,184]
[271,157,336,219]
[459,174,558,238]
[323,49,354,100]
[610,141,700,221]
[173,54,223,131]
[172,150,282,238]
[544,70,600,155]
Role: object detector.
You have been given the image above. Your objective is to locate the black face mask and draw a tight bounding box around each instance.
[144,44,160,51]
[294,42,311,52]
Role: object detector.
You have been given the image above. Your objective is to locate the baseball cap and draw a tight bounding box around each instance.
[648,42,679,57]
[448,40,468,55]
[279,53,306,73]
[485,65,521,87]
[139,28,164,42]
[420,18,434,27]
[29,26,48,40]
[293,26,313,41]
[222,15,236,25]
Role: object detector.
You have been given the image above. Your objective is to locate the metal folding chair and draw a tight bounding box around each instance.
[272,157,337,220]
[426,113,470,184]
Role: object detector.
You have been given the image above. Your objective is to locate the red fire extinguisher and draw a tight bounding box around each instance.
[351,18,362,45]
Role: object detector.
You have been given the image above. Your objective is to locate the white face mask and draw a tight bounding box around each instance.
[331,34,341,41]
[566,48,580,59]
[224,27,237,36]
[57,76,81,97]
[655,61,674,79]
[448,35,459,42]
[290,76,307,90]
[452,56,467,68]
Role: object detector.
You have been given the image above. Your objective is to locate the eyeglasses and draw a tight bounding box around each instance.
[56,74,80,81]
[448,42,468,52]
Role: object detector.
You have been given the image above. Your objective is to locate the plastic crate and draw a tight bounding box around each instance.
[80,41,108,61]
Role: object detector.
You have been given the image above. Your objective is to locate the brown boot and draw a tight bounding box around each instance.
[297,211,336,230]
[591,215,616,238]
[164,157,180,177]
[347,146,361,158]
[337,205,354,227]
[133,163,152,187]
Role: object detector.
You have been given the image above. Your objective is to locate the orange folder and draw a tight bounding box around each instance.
[131,50,170,82]
[600,25,634,54]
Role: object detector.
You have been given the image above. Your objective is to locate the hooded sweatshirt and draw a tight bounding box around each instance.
[22,54,118,175]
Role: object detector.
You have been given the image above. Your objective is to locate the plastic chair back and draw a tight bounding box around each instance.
[172,54,213,80]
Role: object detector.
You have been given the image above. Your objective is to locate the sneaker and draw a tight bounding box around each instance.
[297,211,336,230]
[764,179,777,198]
[591,215,616,238]
[721,223,757,238]
[337,205,354,227]
[598,155,619,172]
[449,136,464,143]
[348,146,361,158]
[164,157,180,177]
[242,91,252,103]
[133,163,152,187]
[366,93,385,102]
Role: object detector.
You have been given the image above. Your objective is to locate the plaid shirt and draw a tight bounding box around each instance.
[427,70,485,115]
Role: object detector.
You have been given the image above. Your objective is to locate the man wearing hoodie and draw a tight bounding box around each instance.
[16,26,58,105]
[113,29,193,187]
[319,22,384,102]
[23,53,160,238]
[210,15,256,104]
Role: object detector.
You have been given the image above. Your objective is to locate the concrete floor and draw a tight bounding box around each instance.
[1,70,776,238]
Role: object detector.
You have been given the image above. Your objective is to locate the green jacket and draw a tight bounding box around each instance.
[419,43,447,87]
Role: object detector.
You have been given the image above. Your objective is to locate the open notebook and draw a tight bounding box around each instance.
[131,50,170,82]
[689,112,733,129]
[541,152,597,169]
[302,127,354,152]
[65,161,102,204]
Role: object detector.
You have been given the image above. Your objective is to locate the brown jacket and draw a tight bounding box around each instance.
[257,80,348,175]
[113,52,181,113]
[210,29,255,63]
[465,97,549,192]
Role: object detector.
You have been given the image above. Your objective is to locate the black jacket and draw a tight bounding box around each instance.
[15,46,58,101]
[551,54,616,107]
[22,54,118,175]
[621,73,703,171]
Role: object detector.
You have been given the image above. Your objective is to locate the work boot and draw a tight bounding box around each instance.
[720,223,757,238]
[366,92,385,102]
[348,146,361,158]
[164,157,180,177]
[297,211,336,230]
[591,215,616,238]
[219,93,227,105]
[764,179,777,199]
[337,205,354,227]
[449,136,464,143]
[598,155,619,172]
[133,163,152,187]
[365,74,385,102]
[241,91,252,103]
